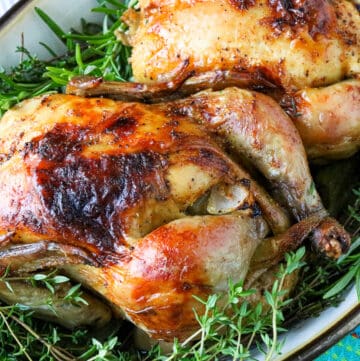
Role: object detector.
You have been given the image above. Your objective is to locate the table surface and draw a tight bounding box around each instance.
[0,1,359,360]
[315,325,360,361]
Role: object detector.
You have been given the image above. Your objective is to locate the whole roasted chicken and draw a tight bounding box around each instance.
[0,86,350,341]
[68,0,360,161]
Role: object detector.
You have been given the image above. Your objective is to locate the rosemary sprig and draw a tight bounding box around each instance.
[0,0,134,117]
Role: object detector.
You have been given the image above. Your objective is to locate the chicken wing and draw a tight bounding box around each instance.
[65,82,351,256]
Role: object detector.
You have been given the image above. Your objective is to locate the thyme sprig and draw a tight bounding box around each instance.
[0,269,88,306]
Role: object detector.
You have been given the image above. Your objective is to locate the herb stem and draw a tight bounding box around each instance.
[0,311,33,361]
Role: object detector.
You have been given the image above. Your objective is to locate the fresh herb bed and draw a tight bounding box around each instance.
[0,1,359,360]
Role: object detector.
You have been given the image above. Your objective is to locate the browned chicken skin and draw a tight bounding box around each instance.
[67,75,360,161]
[123,0,359,90]
[99,0,360,160]
[0,90,350,340]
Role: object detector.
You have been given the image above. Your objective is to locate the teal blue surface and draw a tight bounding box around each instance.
[315,325,360,361]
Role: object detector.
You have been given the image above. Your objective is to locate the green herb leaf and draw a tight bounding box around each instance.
[323,266,357,299]
[34,8,67,43]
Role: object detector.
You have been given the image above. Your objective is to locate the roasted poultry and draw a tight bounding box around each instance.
[123,0,359,89]
[2,0,357,341]
[0,89,350,340]
[72,0,359,161]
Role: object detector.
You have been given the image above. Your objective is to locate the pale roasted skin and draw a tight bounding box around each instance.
[0,91,350,340]
[115,0,360,160]
[282,79,360,160]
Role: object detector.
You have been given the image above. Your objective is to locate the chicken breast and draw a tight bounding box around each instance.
[0,93,247,249]
[123,0,360,91]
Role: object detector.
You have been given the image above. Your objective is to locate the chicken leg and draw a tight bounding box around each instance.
[170,87,350,257]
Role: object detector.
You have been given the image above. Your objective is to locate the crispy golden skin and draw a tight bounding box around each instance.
[124,0,359,91]
[0,94,237,250]
[67,76,360,161]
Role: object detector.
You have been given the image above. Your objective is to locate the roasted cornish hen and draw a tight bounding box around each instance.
[123,0,359,89]
[0,88,350,340]
[76,0,359,160]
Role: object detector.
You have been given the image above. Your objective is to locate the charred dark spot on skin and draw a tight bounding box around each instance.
[279,94,300,118]
[239,178,251,188]
[236,178,263,217]
[166,103,193,118]
[182,282,192,291]
[189,148,231,176]
[228,0,255,10]
[0,153,8,164]
[40,96,49,105]
[266,0,335,38]
[169,129,183,141]
[23,124,86,162]
[250,202,262,217]
[163,119,183,141]
[106,116,137,137]
[22,124,170,252]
